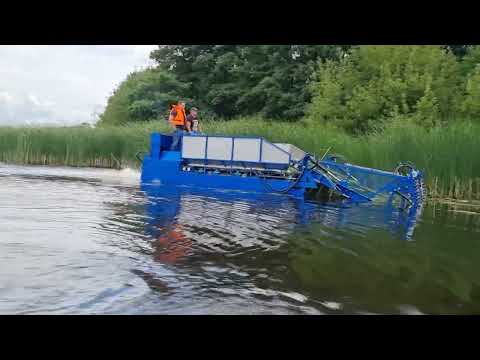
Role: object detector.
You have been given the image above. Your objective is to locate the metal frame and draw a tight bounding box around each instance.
[181,134,292,165]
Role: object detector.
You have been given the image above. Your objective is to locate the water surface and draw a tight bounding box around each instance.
[1,164,479,314]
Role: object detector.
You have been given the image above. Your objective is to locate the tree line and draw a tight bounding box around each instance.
[98,45,480,133]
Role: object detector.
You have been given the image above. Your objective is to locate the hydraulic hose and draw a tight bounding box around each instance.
[259,164,308,194]
[257,155,314,194]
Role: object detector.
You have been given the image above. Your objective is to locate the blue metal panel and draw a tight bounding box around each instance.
[141,157,305,198]
[322,160,405,179]
[159,151,181,161]
[150,133,161,159]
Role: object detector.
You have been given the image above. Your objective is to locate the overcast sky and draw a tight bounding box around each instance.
[0,45,157,126]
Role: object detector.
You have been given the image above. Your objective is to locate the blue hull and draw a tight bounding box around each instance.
[141,151,308,198]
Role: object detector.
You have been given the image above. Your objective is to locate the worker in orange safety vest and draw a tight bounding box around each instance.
[169,101,191,132]
[169,101,191,150]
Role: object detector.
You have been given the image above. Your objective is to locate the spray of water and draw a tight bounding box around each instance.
[0,164,141,187]
[96,167,141,186]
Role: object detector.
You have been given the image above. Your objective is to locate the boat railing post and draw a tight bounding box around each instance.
[231,137,235,174]
[204,135,209,173]
[259,138,263,163]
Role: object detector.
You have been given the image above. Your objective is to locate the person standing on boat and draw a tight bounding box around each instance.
[169,101,190,150]
[186,107,202,134]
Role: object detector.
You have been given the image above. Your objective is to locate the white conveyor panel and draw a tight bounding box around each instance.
[182,135,301,165]
[274,143,306,162]
[206,137,233,161]
[182,136,206,159]
[261,141,290,164]
[233,138,261,162]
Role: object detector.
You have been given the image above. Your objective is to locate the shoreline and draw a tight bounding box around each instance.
[2,161,480,204]
[1,119,479,200]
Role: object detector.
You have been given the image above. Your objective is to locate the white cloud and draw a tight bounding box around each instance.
[0,45,157,126]
[0,91,14,103]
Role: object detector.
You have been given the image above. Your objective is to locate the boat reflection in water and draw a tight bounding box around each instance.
[100,183,480,315]
[141,183,424,266]
[142,184,302,266]
[131,184,480,315]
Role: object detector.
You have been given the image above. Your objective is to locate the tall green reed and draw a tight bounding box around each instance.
[1,119,479,200]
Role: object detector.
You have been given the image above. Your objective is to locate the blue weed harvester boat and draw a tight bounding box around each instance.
[139,133,425,209]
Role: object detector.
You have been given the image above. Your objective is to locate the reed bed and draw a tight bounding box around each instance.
[1,118,479,200]
[204,118,480,200]
[0,124,156,169]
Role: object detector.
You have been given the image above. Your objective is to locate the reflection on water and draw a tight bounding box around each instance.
[1,164,480,314]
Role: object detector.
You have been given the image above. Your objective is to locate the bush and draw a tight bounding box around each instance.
[307,46,463,133]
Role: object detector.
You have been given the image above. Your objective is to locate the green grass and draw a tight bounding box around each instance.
[0,124,158,169]
[1,118,480,200]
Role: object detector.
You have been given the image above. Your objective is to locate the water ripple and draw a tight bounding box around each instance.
[1,165,480,314]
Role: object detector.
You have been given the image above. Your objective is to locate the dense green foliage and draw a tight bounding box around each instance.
[2,119,480,200]
[99,45,480,131]
[445,45,473,59]
[306,45,480,133]
[149,45,352,119]
[99,45,352,124]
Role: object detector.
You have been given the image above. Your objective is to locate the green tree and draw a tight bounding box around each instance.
[149,45,351,119]
[444,45,473,59]
[98,67,187,126]
[459,45,480,76]
[460,67,480,120]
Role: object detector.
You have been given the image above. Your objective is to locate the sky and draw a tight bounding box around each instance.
[0,45,157,126]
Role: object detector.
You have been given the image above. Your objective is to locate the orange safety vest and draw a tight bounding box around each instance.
[170,105,187,126]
